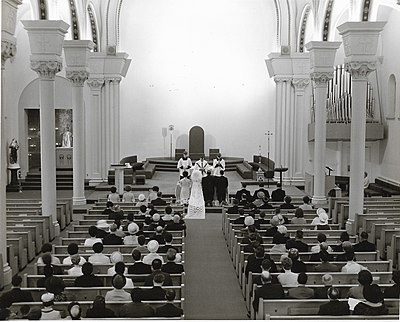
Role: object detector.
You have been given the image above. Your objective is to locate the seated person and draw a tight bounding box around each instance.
[128,249,152,275]
[287,248,306,273]
[2,275,33,304]
[277,257,298,286]
[102,201,115,216]
[147,186,159,203]
[318,287,350,316]
[291,208,307,225]
[144,259,172,286]
[287,272,314,299]
[158,232,178,253]
[309,242,334,262]
[233,208,247,225]
[162,206,174,222]
[37,265,54,288]
[238,193,251,207]
[151,191,167,206]
[252,182,270,202]
[286,230,309,252]
[299,196,313,210]
[84,226,102,247]
[252,271,284,312]
[103,223,124,245]
[280,195,295,209]
[142,273,167,301]
[119,288,154,318]
[150,226,166,245]
[136,194,148,207]
[311,208,330,229]
[40,293,61,320]
[255,211,269,230]
[384,270,400,298]
[314,250,339,272]
[348,270,373,299]
[315,211,330,230]
[67,254,83,276]
[122,185,135,203]
[88,242,111,264]
[265,215,280,237]
[162,249,184,274]
[67,302,82,320]
[270,227,289,253]
[251,191,267,208]
[133,235,148,253]
[85,295,115,318]
[341,251,368,274]
[155,289,183,317]
[227,198,240,214]
[95,220,110,239]
[165,214,186,231]
[271,183,285,202]
[115,262,134,288]
[245,246,277,279]
[45,276,67,302]
[310,233,333,253]
[332,231,350,252]
[107,251,127,275]
[109,204,124,221]
[38,252,63,275]
[143,240,164,265]
[235,183,252,202]
[74,262,103,287]
[353,284,388,315]
[353,231,376,252]
[315,274,334,299]
[37,243,61,265]
[335,241,355,262]
[105,274,131,301]
[124,223,140,246]
[148,213,165,230]
[107,186,120,203]
[253,259,280,285]
[275,208,289,224]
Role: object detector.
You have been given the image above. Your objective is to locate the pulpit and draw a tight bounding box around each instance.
[304,172,336,197]
[56,147,73,168]
[110,164,127,195]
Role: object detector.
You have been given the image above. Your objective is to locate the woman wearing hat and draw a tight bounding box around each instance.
[311,208,331,230]
[136,194,148,207]
[124,223,140,245]
[353,284,388,315]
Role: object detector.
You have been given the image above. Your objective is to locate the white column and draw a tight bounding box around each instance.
[23,20,70,237]
[86,78,104,185]
[112,77,121,162]
[337,21,386,234]
[273,77,283,169]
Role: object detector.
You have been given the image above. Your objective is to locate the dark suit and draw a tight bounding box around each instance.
[353,240,376,252]
[155,303,183,317]
[271,188,286,202]
[384,284,400,298]
[158,244,179,254]
[245,254,277,278]
[227,205,240,214]
[314,286,330,299]
[96,229,109,239]
[280,203,295,209]
[286,239,309,252]
[202,175,215,205]
[150,234,165,245]
[253,188,270,201]
[215,175,228,203]
[265,226,278,237]
[233,216,245,225]
[152,198,167,206]
[353,302,388,316]
[252,283,285,312]
[235,189,252,202]
[318,300,350,315]
[141,286,166,301]
[314,262,340,272]
[102,233,123,245]
[119,302,154,318]
[291,259,307,273]
[255,218,269,230]
[165,223,185,231]
[161,262,184,274]
[309,252,334,262]
[259,202,274,209]
[288,286,314,299]
[127,262,152,275]
[74,274,103,287]
[144,270,172,286]
[2,288,33,304]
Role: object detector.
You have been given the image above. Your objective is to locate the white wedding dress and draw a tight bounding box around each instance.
[185,169,206,219]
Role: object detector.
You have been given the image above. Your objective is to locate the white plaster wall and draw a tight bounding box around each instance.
[118,0,277,161]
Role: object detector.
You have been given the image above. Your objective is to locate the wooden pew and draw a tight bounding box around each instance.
[7,238,26,270]
[6,245,19,276]
[7,225,41,254]
[7,218,49,244]
[377,227,400,260]
[53,244,185,255]
[60,237,184,246]
[7,214,52,241]
[6,231,35,262]
[387,234,400,270]
[357,213,400,236]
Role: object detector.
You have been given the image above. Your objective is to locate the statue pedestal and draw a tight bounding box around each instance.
[6,164,20,192]
[110,164,127,195]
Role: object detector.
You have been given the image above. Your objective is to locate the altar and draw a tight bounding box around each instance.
[56,147,73,168]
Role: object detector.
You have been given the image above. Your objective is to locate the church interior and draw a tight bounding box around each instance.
[1,0,400,319]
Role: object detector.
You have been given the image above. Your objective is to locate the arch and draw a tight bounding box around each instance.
[297,4,311,52]
[105,0,123,48]
[38,0,47,19]
[87,3,99,52]
[362,0,372,21]
[387,74,396,119]
[69,0,80,40]
[322,0,334,41]
[275,0,291,49]
[189,126,205,160]
[17,76,73,175]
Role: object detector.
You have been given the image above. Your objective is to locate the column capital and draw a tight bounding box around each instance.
[105,76,122,83]
[66,70,89,86]
[344,61,376,80]
[87,78,104,90]
[30,60,62,80]
[310,71,333,85]
[292,78,310,91]
[1,38,16,69]
[274,76,292,84]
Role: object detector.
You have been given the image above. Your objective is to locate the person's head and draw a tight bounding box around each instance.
[259,211,266,219]
[270,216,280,227]
[157,191,163,198]
[110,251,123,265]
[260,271,272,284]
[317,233,327,243]
[220,170,225,176]
[255,246,265,258]
[127,213,134,222]
[43,264,54,278]
[70,254,81,266]
[319,251,330,263]
[138,194,146,202]
[358,270,373,286]
[96,220,110,232]
[339,231,350,242]
[131,288,143,303]
[303,196,310,204]
[261,259,272,271]
[364,171,368,178]
[298,272,308,285]
[392,270,400,285]
[322,274,334,286]
[92,242,104,254]
[132,249,141,261]
[128,223,139,235]
[92,295,106,309]
[12,275,22,288]
[106,201,113,208]
[110,186,117,193]
[294,208,304,218]
[363,284,384,304]
[151,258,163,270]
[295,230,304,240]
[276,183,282,189]
[217,152,222,159]
[256,191,265,200]
[284,196,292,204]
[173,214,181,224]
[327,287,341,300]
[125,185,131,192]
[152,213,160,222]
[41,243,53,254]
[153,273,165,286]
[360,231,369,241]
[281,256,293,270]
[19,305,30,318]
[164,232,173,244]
[342,241,354,253]
[88,225,98,238]
[67,301,81,320]
[166,249,177,262]
[319,242,329,252]
[152,186,160,193]
[41,293,54,307]
[244,216,254,227]
[115,261,126,275]
[27,308,42,320]
[67,243,79,256]
[82,262,94,276]
[147,240,159,253]
[273,231,287,244]
[345,251,355,261]
[238,208,245,216]
[182,171,188,178]
[112,274,126,290]
[137,235,146,246]
[288,248,299,261]
[165,289,176,302]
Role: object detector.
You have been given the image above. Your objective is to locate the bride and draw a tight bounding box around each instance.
[185,169,206,219]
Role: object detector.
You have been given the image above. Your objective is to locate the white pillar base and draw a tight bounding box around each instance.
[3,264,12,289]
[312,195,327,205]
[73,196,87,206]
[345,218,355,235]
[53,221,60,237]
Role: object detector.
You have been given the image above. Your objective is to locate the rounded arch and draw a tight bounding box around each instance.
[297,4,311,52]
[87,2,100,52]
[105,0,123,48]
[275,0,291,50]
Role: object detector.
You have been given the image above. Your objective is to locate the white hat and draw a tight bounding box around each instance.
[277,214,285,225]
[147,240,159,253]
[244,216,254,226]
[110,251,123,264]
[174,253,182,263]
[277,225,287,235]
[316,208,326,216]
[152,213,160,222]
[318,210,329,224]
[128,223,139,235]
[96,220,110,231]
[156,226,163,233]
[41,292,54,303]
[138,194,145,201]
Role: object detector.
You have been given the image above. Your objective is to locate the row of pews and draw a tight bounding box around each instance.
[12,199,186,319]
[222,202,400,320]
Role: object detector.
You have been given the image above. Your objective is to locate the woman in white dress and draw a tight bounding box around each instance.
[175,171,192,205]
[185,169,205,219]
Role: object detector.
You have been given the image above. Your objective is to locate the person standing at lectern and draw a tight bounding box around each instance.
[177,151,192,179]
[212,153,225,177]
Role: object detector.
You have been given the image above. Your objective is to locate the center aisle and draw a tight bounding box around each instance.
[183,212,248,320]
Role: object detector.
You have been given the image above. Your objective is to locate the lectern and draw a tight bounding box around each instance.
[274,167,288,186]
[110,164,126,196]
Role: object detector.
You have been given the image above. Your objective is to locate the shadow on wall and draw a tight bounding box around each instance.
[176,134,189,150]
[205,134,217,155]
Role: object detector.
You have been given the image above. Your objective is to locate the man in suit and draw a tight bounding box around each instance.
[165,214,186,231]
[318,287,350,316]
[253,259,279,285]
[255,211,269,230]
[2,275,33,304]
[128,249,152,275]
[235,183,252,202]
[280,195,296,209]
[119,288,154,318]
[158,232,178,254]
[74,262,103,287]
[155,289,183,317]
[288,272,314,299]
[314,274,334,299]
[227,198,240,214]
[215,170,229,205]
[353,231,376,252]
[252,182,270,202]
[265,215,280,237]
[142,273,167,301]
[202,169,215,207]
[252,271,284,312]
[271,183,286,202]
[102,224,123,245]
[144,259,172,286]
[162,249,184,274]
[384,270,400,298]
[314,251,340,272]
[151,191,167,206]
[245,246,277,279]
[335,241,354,262]
[286,230,309,252]
[288,248,306,273]
[309,242,334,262]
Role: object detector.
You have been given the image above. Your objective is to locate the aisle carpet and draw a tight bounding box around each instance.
[183,213,248,319]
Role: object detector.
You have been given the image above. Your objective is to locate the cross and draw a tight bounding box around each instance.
[265,131,273,156]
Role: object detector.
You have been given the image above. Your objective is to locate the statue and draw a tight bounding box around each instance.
[9,138,19,165]
[62,126,73,147]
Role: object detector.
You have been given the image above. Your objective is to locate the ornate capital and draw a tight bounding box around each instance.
[105,77,122,84]
[30,60,62,80]
[344,61,376,79]
[1,39,17,69]
[274,76,292,84]
[292,78,310,90]
[66,70,89,86]
[87,78,104,90]
[310,71,334,85]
